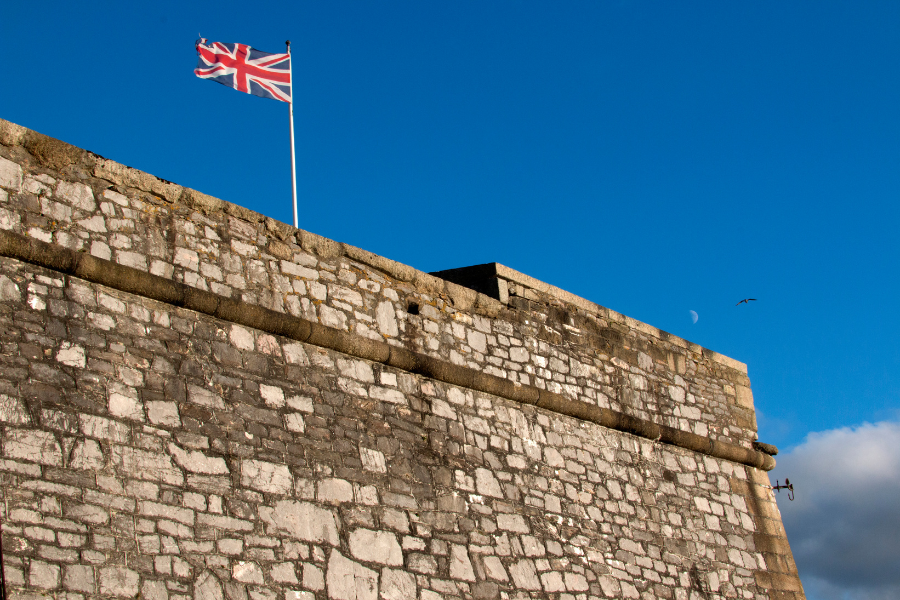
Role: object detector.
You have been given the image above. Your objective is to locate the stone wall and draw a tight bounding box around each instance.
[0,118,804,599]
[0,118,755,451]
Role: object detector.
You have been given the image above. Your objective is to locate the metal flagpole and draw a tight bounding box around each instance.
[287,40,298,228]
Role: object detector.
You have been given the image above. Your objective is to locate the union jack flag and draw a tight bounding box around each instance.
[195,39,291,103]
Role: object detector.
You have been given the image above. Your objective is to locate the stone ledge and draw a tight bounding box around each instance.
[431,262,748,374]
[0,228,775,471]
[2,117,747,375]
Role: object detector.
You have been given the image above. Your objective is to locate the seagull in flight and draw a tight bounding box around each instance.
[735,298,757,306]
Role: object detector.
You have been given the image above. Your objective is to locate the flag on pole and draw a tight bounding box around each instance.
[195,39,291,103]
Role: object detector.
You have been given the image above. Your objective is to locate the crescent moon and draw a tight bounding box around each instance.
[689,310,699,324]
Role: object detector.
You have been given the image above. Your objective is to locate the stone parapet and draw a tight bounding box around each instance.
[0,117,761,450]
[0,228,775,472]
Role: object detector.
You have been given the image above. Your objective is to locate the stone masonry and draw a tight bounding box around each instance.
[0,117,804,599]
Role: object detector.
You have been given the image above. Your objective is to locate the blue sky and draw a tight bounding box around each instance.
[3,3,899,598]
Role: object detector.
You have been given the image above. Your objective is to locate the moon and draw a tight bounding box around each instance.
[689,310,699,324]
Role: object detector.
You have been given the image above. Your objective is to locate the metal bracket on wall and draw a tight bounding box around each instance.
[771,478,795,501]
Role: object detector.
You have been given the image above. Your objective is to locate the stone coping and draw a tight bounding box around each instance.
[0,116,747,375]
[433,262,747,374]
[0,228,775,471]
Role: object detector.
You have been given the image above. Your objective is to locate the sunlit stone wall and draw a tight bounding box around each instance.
[0,118,803,600]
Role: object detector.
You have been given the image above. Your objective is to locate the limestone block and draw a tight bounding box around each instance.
[56,181,95,211]
[69,439,105,470]
[116,250,148,270]
[80,414,130,443]
[198,513,253,532]
[56,341,86,368]
[99,566,140,597]
[379,568,416,600]
[64,564,95,593]
[140,579,168,600]
[187,384,226,410]
[509,346,529,362]
[368,386,405,404]
[285,413,306,433]
[118,447,184,486]
[508,559,541,590]
[349,528,402,566]
[319,304,347,329]
[0,206,18,231]
[0,156,23,192]
[375,300,398,337]
[598,575,621,597]
[169,443,229,475]
[303,563,325,590]
[467,329,487,353]
[108,383,144,422]
[359,447,386,473]
[338,359,375,383]
[270,562,299,584]
[283,343,310,365]
[497,513,530,533]
[242,459,293,494]
[232,561,264,584]
[564,572,589,591]
[482,556,509,582]
[475,468,503,498]
[4,429,62,466]
[326,551,378,600]
[0,394,30,424]
[318,477,354,503]
[280,260,318,280]
[540,571,565,592]
[147,401,181,427]
[521,535,545,557]
[260,384,286,408]
[194,570,224,600]
[29,560,60,589]
[449,545,476,581]
[259,500,339,545]
[0,275,20,301]
[229,324,255,351]
[736,385,755,409]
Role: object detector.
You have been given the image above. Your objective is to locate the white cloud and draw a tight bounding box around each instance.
[772,421,900,600]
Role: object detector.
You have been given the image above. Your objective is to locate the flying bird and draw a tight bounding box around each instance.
[735,298,757,306]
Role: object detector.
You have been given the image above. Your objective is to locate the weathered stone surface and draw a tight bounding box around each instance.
[4,429,62,466]
[0,155,23,191]
[508,560,541,591]
[169,443,229,474]
[379,568,416,600]
[64,564,95,594]
[449,545,476,582]
[0,119,802,600]
[259,501,339,545]
[194,570,223,600]
[69,439,105,470]
[241,459,292,494]
[359,447,386,473]
[375,300,398,337]
[326,551,378,600]
[317,477,353,503]
[0,274,20,300]
[0,394,30,424]
[232,561,264,584]
[349,529,403,566]
[99,566,140,597]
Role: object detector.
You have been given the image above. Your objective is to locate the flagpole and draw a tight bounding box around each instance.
[287,40,298,229]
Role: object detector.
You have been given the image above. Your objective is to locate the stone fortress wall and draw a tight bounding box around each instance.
[0,118,804,600]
